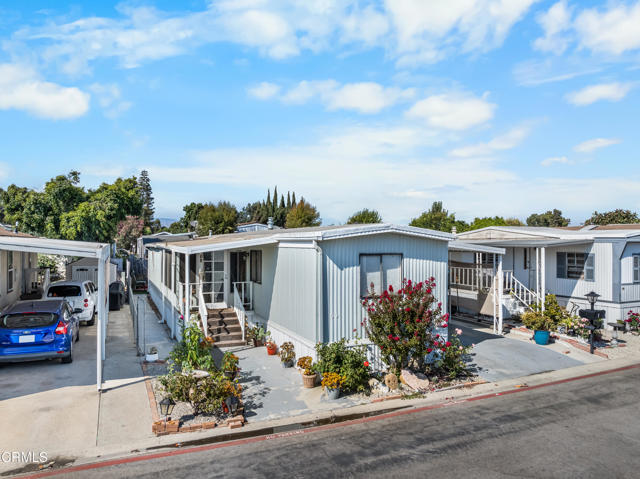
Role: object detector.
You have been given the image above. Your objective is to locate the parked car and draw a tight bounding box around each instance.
[109,281,126,311]
[0,300,81,364]
[45,280,97,326]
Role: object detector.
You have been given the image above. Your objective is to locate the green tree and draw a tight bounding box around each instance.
[196,201,238,236]
[347,209,382,224]
[139,170,154,227]
[0,185,31,228]
[410,201,468,233]
[285,198,321,228]
[181,202,205,231]
[585,209,639,225]
[467,216,524,230]
[526,209,570,227]
[115,216,144,251]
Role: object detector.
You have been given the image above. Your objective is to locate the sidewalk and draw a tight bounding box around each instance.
[130,294,175,360]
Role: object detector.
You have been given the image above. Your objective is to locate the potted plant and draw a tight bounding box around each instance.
[247,325,267,347]
[146,346,159,362]
[321,372,345,400]
[297,356,317,388]
[265,335,278,356]
[521,311,555,345]
[221,352,240,380]
[279,342,295,368]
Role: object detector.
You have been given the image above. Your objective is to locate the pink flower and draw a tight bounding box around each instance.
[458,346,463,351]
[455,328,462,335]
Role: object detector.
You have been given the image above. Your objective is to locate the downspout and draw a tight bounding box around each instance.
[313,240,324,346]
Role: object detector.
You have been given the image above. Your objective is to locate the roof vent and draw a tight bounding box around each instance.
[209,230,212,237]
[267,217,274,230]
[451,226,457,235]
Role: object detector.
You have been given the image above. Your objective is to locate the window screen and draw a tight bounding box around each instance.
[633,255,640,283]
[250,250,262,284]
[360,254,402,296]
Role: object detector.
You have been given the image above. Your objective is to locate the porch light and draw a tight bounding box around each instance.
[159,397,175,418]
[585,291,600,310]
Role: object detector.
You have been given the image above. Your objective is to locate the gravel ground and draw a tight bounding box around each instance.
[599,329,640,360]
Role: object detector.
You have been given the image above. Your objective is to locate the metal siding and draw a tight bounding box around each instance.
[252,244,276,320]
[322,233,449,343]
[545,242,612,301]
[267,245,318,342]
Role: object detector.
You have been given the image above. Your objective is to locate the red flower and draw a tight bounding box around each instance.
[427,348,433,353]
[405,307,411,312]
[394,336,400,341]
[364,361,369,367]
[388,334,393,340]
[388,285,394,292]
[445,341,451,347]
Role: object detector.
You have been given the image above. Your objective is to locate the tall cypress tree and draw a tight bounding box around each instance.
[272,186,278,216]
[139,170,154,227]
[286,192,291,209]
[291,192,296,207]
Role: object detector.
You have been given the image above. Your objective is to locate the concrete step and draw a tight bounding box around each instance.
[210,333,243,342]
[208,325,242,334]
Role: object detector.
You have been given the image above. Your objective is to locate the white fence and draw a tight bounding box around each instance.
[232,285,246,342]
[449,266,494,291]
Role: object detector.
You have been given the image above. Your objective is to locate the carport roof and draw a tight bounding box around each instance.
[0,235,109,259]
[458,239,594,248]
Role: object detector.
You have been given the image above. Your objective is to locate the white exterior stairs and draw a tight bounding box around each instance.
[501,271,540,315]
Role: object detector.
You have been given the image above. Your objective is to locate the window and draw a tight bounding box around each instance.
[480,253,496,265]
[633,255,640,283]
[250,250,262,284]
[523,248,529,270]
[47,285,82,297]
[6,251,14,293]
[360,254,402,296]
[556,252,594,281]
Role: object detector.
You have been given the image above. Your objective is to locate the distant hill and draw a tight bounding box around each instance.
[157,218,176,227]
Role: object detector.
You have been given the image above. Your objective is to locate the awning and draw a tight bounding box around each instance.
[448,240,505,255]
[456,239,594,248]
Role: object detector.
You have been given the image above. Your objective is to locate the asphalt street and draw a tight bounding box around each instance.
[52,364,640,479]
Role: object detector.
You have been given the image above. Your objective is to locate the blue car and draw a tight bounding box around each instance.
[0,300,81,364]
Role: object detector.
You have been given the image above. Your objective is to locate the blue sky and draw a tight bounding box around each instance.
[0,1,639,225]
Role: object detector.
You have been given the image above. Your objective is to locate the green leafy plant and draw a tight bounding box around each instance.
[521,294,572,332]
[169,319,216,373]
[314,339,370,393]
[429,329,472,379]
[320,372,345,390]
[159,371,236,416]
[221,352,239,372]
[278,342,295,362]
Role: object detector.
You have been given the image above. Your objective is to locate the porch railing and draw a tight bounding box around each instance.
[232,281,253,311]
[449,266,494,291]
[503,271,540,309]
[232,284,246,342]
[197,282,208,336]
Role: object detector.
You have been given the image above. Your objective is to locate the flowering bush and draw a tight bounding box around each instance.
[159,371,241,416]
[626,311,640,330]
[315,339,370,393]
[362,278,447,376]
[221,352,239,372]
[321,372,345,390]
[169,320,215,373]
[430,329,472,379]
[297,356,315,375]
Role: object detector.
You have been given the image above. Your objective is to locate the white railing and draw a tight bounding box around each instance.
[177,281,185,318]
[449,266,494,291]
[232,284,246,342]
[197,282,208,336]
[233,281,253,311]
[503,271,540,309]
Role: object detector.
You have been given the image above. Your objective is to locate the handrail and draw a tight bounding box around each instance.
[232,281,253,311]
[232,284,246,342]
[197,282,208,336]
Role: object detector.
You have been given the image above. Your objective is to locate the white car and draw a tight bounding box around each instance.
[45,281,97,326]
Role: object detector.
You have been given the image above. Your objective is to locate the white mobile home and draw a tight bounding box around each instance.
[453,225,640,327]
[0,229,41,309]
[146,224,502,362]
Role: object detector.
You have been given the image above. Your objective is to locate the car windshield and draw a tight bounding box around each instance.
[0,313,58,329]
[48,285,81,297]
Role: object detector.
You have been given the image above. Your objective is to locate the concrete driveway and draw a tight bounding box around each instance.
[454,320,586,382]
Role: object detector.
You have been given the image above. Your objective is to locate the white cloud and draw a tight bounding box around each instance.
[573,138,621,153]
[574,2,640,55]
[10,1,539,75]
[541,156,571,167]
[0,63,89,119]
[565,82,633,106]
[406,93,495,130]
[273,80,414,114]
[247,82,280,100]
[89,83,131,118]
[533,1,572,54]
[450,125,531,157]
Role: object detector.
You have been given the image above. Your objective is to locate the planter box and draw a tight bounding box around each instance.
[146,353,159,362]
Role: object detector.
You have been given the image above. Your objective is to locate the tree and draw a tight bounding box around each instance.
[585,209,639,225]
[196,201,238,236]
[347,209,382,224]
[115,216,144,251]
[181,202,205,231]
[139,170,154,227]
[285,198,321,228]
[410,201,468,233]
[467,216,524,231]
[526,209,570,227]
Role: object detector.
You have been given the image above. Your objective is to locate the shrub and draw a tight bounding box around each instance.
[221,352,239,372]
[279,342,295,362]
[430,329,471,379]
[521,294,572,332]
[321,372,345,390]
[362,278,446,375]
[315,339,370,393]
[169,320,216,373]
[626,311,640,330]
[159,371,240,416]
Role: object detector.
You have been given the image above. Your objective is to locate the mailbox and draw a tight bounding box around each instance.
[578,309,606,354]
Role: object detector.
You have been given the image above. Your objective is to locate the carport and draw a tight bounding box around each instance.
[0,235,110,390]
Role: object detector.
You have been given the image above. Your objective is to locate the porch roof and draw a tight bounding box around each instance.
[151,223,454,254]
[458,238,594,248]
[448,240,505,255]
[0,235,109,258]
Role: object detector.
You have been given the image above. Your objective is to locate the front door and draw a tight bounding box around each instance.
[229,252,250,307]
[202,251,225,308]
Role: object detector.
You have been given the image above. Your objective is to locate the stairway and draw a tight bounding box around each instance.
[206,308,246,348]
[502,271,541,314]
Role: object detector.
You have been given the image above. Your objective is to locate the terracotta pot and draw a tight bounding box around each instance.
[302,373,317,388]
[266,344,277,355]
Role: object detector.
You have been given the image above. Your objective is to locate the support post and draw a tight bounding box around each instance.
[492,254,497,334]
[96,246,108,391]
[185,253,191,322]
[535,247,540,307]
[541,247,546,312]
[170,250,176,338]
[498,254,503,335]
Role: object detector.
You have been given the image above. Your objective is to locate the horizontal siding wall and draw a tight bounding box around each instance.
[545,242,612,301]
[322,233,449,344]
[267,244,319,344]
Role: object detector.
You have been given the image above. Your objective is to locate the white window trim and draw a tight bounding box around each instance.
[557,252,594,282]
[633,254,640,284]
[360,253,403,297]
